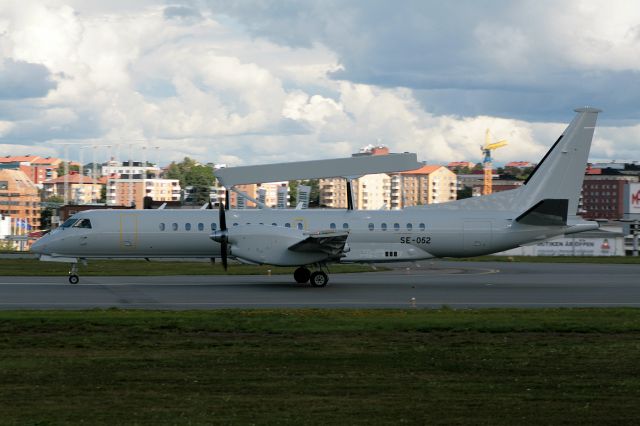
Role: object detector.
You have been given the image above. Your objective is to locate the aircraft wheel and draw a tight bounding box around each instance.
[294,267,311,283]
[310,271,329,287]
[68,274,80,285]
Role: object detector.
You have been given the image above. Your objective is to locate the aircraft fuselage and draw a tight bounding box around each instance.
[34,207,564,264]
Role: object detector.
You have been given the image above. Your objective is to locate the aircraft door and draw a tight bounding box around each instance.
[463,220,492,255]
[119,213,138,250]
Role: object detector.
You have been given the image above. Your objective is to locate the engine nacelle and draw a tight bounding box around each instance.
[220,225,330,266]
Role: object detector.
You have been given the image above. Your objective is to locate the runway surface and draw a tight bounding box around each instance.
[1,260,640,309]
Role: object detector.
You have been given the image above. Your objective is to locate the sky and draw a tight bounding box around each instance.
[0,0,639,167]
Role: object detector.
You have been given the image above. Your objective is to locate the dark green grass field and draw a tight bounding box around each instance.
[0,258,374,276]
[1,255,638,277]
[2,309,640,425]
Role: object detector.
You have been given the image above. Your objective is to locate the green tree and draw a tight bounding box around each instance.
[40,207,55,229]
[0,239,15,252]
[165,157,216,204]
[519,166,535,181]
[289,180,299,206]
[56,162,80,176]
[307,179,320,207]
[40,195,63,229]
[44,195,64,204]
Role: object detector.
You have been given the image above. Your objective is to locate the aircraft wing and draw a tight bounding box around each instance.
[288,230,349,260]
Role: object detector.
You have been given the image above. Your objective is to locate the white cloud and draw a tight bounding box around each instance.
[0,0,638,169]
[0,121,15,136]
[283,91,343,125]
[545,1,640,71]
[0,143,57,157]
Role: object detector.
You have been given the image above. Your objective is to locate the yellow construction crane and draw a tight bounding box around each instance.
[481,129,508,195]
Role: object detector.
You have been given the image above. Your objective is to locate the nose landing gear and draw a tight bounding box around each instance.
[68,262,80,284]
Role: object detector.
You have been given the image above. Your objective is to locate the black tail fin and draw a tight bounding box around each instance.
[515,199,568,226]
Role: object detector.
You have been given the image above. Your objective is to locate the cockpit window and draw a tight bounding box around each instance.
[61,218,79,228]
[73,219,92,229]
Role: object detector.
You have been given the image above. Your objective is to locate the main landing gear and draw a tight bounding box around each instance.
[293,266,329,287]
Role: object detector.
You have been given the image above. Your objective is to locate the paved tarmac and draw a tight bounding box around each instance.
[0,260,639,309]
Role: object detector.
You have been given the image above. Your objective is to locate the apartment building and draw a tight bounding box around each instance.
[258,182,289,208]
[102,160,161,179]
[320,144,390,209]
[320,144,457,210]
[355,173,391,210]
[107,178,181,208]
[447,161,476,170]
[0,155,62,185]
[505,161,535,169]
[0,169,40,231]
[390,165,457,209]
[43,173,106,204]
[580,174,639,220]
[229,184,258,209]
[319,177,350,208]
[319,166,457,210]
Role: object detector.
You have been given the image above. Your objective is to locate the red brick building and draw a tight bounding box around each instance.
[580,174,638,220]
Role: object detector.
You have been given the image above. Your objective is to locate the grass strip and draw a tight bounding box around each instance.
[0,259,375,276]
[1,309,640,425]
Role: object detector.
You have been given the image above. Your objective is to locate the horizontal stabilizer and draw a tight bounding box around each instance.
[516,199,568,226]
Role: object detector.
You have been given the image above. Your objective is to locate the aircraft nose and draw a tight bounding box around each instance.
[30,237,46,255]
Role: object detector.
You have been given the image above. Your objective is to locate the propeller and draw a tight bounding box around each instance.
[210,202,229,270]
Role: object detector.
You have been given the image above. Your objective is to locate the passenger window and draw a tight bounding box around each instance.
[394,223,400,231]
[285,223,291,228]
[406,223,413,231]
[343,223,349,229]
[185,223,191,231]
[198,223,204,231]
[172,223,178,231]
[73,219,92,229]
[419,223,426,231]
[211,223,217,231]
[159,223,165,231]
[297,223,303,230]
[233,223,238,227]
[381,223,387,231]
[368,223,374,231]
[272,223,277,226]
[330,223,336,229]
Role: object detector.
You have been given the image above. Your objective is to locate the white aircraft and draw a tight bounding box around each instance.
[31,107,601,286]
